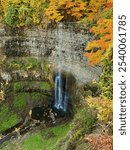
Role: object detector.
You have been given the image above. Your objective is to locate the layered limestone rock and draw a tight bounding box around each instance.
[0,23,101,83]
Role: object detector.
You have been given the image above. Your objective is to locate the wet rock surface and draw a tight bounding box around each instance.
[0,24,101,83]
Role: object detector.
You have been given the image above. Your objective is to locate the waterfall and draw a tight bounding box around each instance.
[63,77,68,112]
[54,23,69,112]
[54,72,63,110]
[54,72,68,112]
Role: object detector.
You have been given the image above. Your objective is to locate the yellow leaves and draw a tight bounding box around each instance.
[0,91,5,102]
[1,0,48,26]
[0,82,6,102]
[70,1,87,20]
[86,0,106,21]
[71,12,82,20]
[45,0,64,22]
[1,0,8,13]
[30,0,44,10]
[87,97,113,124]
[45,0,87,22]
[45,7,64,22]
[58,0,66,6]
[32,13,40,24]
[78,2,86,10]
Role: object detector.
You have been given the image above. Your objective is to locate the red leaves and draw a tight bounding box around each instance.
[85,134,113,150]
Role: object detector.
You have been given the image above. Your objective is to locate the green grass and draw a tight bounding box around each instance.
[21,124,70,150]
[22,133,44,150]
[42,124,70,150]
[0,103,19,132]
[0,124,70,150]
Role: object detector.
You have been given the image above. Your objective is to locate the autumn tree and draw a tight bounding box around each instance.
[84,0,113,135]
[87,47,113,126]
[84,0,112,65]
[45,0,87,22]
[0,0,49,27]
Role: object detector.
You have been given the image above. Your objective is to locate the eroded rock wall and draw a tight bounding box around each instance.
[0,24,101,83]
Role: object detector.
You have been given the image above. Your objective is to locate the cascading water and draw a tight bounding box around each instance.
[54,72,68,112]
[54,23,69,113]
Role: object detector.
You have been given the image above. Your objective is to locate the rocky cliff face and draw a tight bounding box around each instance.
[0,23,101,83]
[0,24,100,148]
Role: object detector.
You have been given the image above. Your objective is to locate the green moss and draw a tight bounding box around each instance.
[13,92,47,107]
[42,60,49,71]
[13,93,28,110]
[40,82,51,90]
[0,104,19,132]
[0,114,18,132]
[8,59,24,70]
[13,81,51,92]
[13,82,29,92]
[0,105,9,118]
[31,92,46,101]
[25,57,41,69]
[0,141,13,150]
[8,57,41,70]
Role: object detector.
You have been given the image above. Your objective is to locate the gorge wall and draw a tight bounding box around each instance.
[0,23,101,147]
[0,23,101,83]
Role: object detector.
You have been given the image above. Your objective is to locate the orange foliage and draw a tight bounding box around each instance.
[45,0,87,22]
[85,0,113,65]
